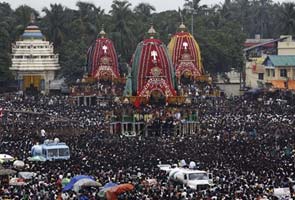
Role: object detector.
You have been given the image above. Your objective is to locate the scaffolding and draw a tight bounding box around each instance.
[109,114,199,136]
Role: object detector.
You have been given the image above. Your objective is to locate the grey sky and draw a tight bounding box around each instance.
[2,0,289,13]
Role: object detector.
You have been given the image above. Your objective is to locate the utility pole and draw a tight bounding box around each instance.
[189,0,198,36]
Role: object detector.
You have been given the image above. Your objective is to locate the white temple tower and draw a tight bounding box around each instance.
[10,15,60,94]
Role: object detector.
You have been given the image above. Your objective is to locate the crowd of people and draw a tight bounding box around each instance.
[0,88,295,199]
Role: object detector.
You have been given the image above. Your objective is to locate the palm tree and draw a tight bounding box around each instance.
[253,0,273,37]
[109,0,135,62]
[0,2,14,80]
[134,3,155,19]
[13,5,39,41]
[42,4,66,49]
[280,3,295,35]
[133,3,156,43]
[183,0,208,14]
[75,2,105,44]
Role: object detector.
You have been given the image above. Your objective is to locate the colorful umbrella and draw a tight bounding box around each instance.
[73,178,101,192]
[98,182,118,198]
[106,183,134,200]
[63,175,96,192]
[62,178,70,187]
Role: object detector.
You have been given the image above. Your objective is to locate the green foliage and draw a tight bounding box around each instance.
[59,40,87,83]
[0,0,295,81]
[0,2,14,80]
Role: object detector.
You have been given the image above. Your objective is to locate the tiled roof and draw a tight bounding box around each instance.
[264,55,295,67]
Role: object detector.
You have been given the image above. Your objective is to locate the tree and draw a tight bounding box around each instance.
[134,3,155,18]
[13,5,39,41]
[279,3,295,35]
[0,2,14,80]
[109,0,135,62]
[153,11,181,44]
[59,40,87,83]
[42,4,66,49]
[133,2,156,41]
[73,2,105,44]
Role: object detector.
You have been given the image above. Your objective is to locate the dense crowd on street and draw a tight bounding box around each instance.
[0,88,295,199]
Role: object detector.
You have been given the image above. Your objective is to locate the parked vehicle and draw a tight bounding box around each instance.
[158,164,213,190]
[31,138,70,161]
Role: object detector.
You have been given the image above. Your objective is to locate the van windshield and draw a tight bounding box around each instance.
[189,173,208,180]
[59,148,70,156]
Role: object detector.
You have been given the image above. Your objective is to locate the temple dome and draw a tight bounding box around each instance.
[168,22,204,79]
[128,25,176,98]
[22,14,44,40]
[86,27,120,80]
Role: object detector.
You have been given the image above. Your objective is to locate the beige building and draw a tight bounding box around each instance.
[245,57,266,88]
[263,55,295,89]
[245,35,295,89]
[278,35,295,55]
[10,18,60,94]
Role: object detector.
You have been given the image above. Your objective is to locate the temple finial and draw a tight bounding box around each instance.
[148,23,156,39]
[99,24,106,38]
[30,13,36,24]
[179,21,186,32]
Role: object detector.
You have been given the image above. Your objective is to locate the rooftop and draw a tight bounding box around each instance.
[263,55,295,67]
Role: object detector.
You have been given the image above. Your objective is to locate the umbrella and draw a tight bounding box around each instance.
[9,178,26,186]
[0,154,14,162]
[63,175,95,192]
[13,160,25,169]
[103,182,118,189]
[73,179,101,192]
[98,182,118,198]
[18,172,36,180]
[62,178,70,187]
[0,168,17,176]
[27,156,46,162]
[106,183,134,200]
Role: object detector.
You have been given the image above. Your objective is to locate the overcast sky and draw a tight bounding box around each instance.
[2,0,289,14]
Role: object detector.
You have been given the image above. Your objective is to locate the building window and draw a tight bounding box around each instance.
[258,73,264,80]
[272,69,275,77]
[280,69,287,77]
[266,69,270,77]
